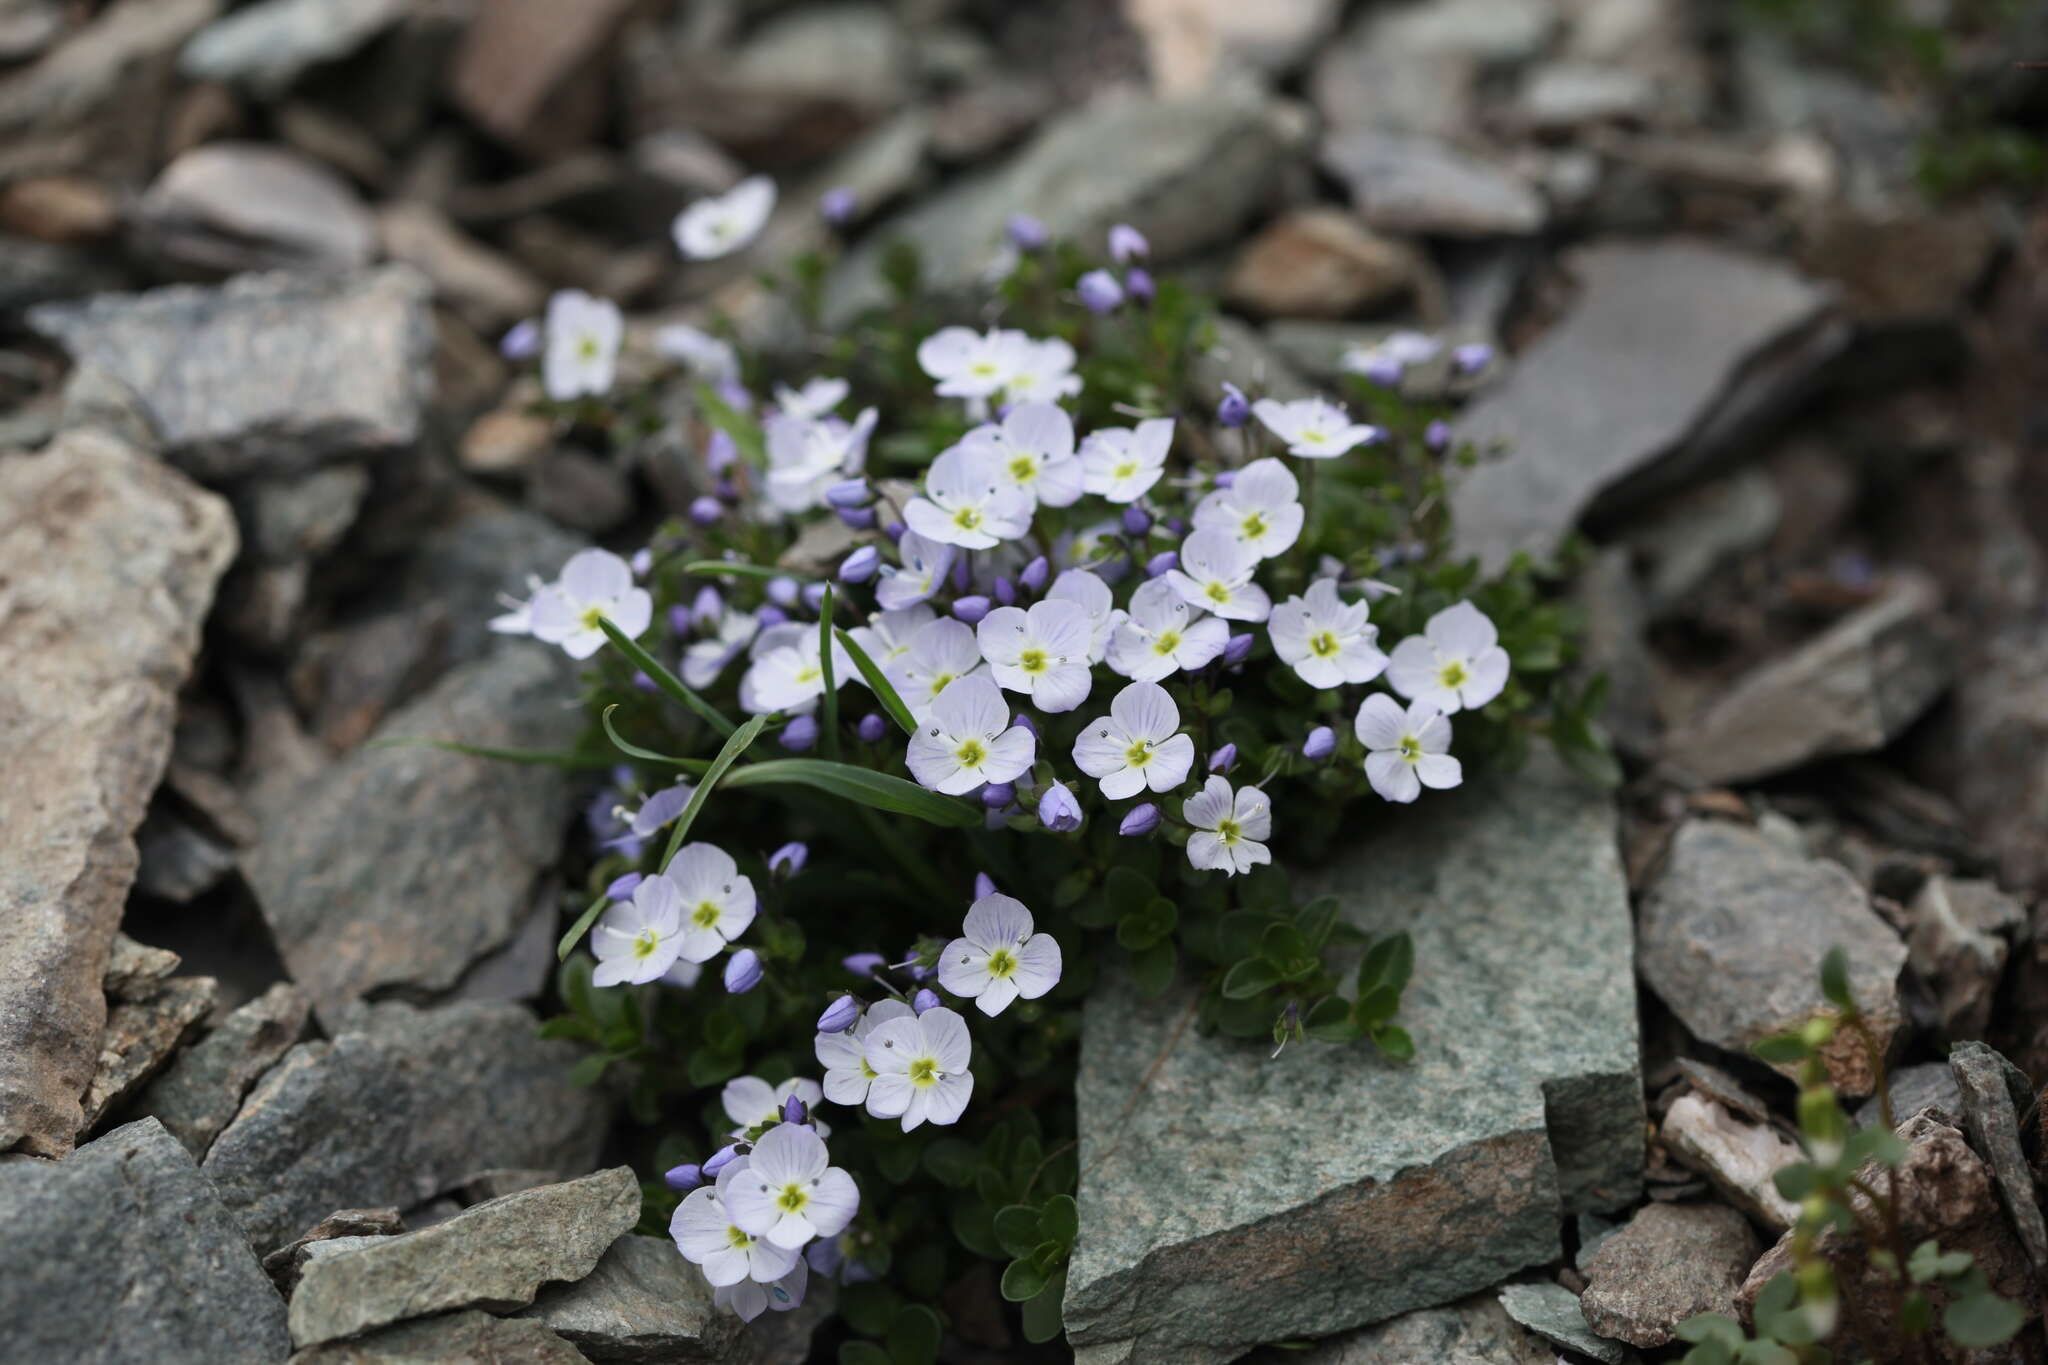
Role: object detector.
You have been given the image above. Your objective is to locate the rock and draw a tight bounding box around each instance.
[1660,574,1954,786]
[234,464,373,565]
[1572,547,1660,756]
[289,1167,638,1347]
[1859,1061,1964,1128]
[135,142,378,275]
[1223,208,1420,319]
[0,0,64,63]
[137,982,310,1158]
[180,0,411,96]
[104,933,184,1002]
[202,1000,609,1252]
[1318,130,1546,238]
[1450,239,1835,573]
[1906,878,2024,1041]
[0,231,129,311]
[1619,469,1782,619]
[1122,0,1343,95]
[1800,206,2002,332]
[449,0,639,156]
[263,1208,405,1295]
[518,1232,750,1362]
[80,975,218,1134]
[1311,0,1557,138]
[1496,1282,1630,1364]
[461,408,555,477]
[1579,1203,1760,1347]
[529,447,633,534]
[1949,1043,2048,1274]
[1657,1088,1801,1226]
[243,646,579,1024]
[1934,625,2048,894]
[0,174,121,243]
[289,1310,593,1364]
[378,493,585,670]
[1064,757,1642,1364]
[136,800,242,901]
[27,268,434,483]
[1517,61,1656,129]
[1638,819,1907,1095]
[0,1118,290,1362]
[0,430,235,1157]
[1262,1291,1557,1364]
[1190,315,1314,409]
[379,201,546,333]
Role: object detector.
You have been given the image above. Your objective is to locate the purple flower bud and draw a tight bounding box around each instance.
[806,1237,844,1277]
[668,604,692,636]
[836,504,878,530]
[780,715,819,752]
[819,186,857,226]
[1165,517,1187,536]
[1222,633,1254,665]
[843,952,885,977]
[1019,555,1050,592]
[1208,742,1239,774]
[949,555,972,594]
[664,1162,703,1191]
[716,380,753,413]
[723,949,763,994]
[801,579,829,608]
[606,871,644,901]
[824,478,870,509]
[756,604,789,628]
[1217,382,1249,429]
[630,547,654,577]
[1452,342,1494,375]
[499,317,540,361]
[1038,781,1083,832]
[952,594,991,624]
[1006,213,1049,251]
[1425,419,1451,453]
[766,576,800,608]
[690,585,723,628]
[839,546,880,583]
[1121,504,1152,537]
[882,520,906,543]
[1144,550,1178,579]
[1125,267,1156,304]
[912,987,942,1014]
[1359,357,1404,389]
[974,872,998,900]
[856,712,888,743]
[816,995,861,1033]
[1009,712,1037,738]
[769,842,808,877]
[1304,725,1337,760]
[1108,223,1150,263]
[1119,803,1162,837]
[981,782,1016,809]
[1212,469,1237,489]
[688,496,723,527]
[632,671,658,693]
[779,1093,808,1125]
[992,576,1016,606]
[1077,268,1123,316]
[706,429,739,473]
[703,1144,741,1177]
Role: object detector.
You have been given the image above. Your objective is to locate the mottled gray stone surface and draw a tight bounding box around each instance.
[1949,1042,2047,1273]
[203,1000,610,1252]
[1065,757,1642,1364]
[1580,1202,1759,1346]
[519,1233,745,1362]
[1661,1092,1801,1231]
[79,974,217,1133]
[1319,129,1546,237]
[1859,1061,1963,1128]
[1497,1282,1632,1364]
[180,0,411,95]
[138,981,310,1157]
[288,1310,593,1363]
[1254,1292,1556,1364]
[135,141,377,275]
[0,1118,290,1362]
[290,1167,639,1347]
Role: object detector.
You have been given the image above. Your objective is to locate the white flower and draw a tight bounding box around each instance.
[541,290,621,401]
[669,842,757,963]
[875,531,956,611]
[1339,330,1441,377]
[1192,458,1303,559]
[673,175,776,260]
[1385,601,1510,714]
[590,873,686,987]
[671,1158,800,1286]
[662,958,703,989]
[722,1075,829,1140]
[937,894,1062,1016]
[1268,578,1388,689]
[1079,419,1174,503]
[917,326,1027,400]
[905,675,1036,794]
[724,1122,860,1251]
[487,573,546,636]
[774,376,848,420]
[976,599,1093,713]
[528,549,653,659]
[848,604,936,671]
[1356,693,1462,803]
[1250,397,1379,459]
[1061,519,1127,573]
[1182,776,1273,876]
[816,999,915,1106]
[1072,681,1196,800]
[739,623,854,715]
[1164,528,1272,623]
[961,402,1083,508]
[764,409,876,514]
[902,446,1034,549]
[863,1006,974,1130]
[653,323,739,382]
[1000,336,1083,405]
[715,1257,807,1321]
[1105,577,1228,681]
[1046,568,1114,662]
[682,608,761,689]
[886,617,987,718]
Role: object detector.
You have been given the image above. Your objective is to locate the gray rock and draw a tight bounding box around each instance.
[290,1166,638,1347]
[1496,1282,1631,1364]
[0,1117,290,1362]
[203,1000,610,1252]
[1257,1291,1555,1364]
[135,142,378,275]
[103,933,184,1003]
[378,200,547,333]
[1906,877,2024,1041]
[1311,0,1557,138]
[1223,208,1421,320]
[1451,239,1834,573]
[1064,757,1642,1364]
[28,267,434,482]
[518,1232,747,1362]
[233,464,373,566]
[1579,1203,1760,1347]
[1661,1092,1802,1231]
[0,430,235,1157]
[135,801,241,901]
[1123,0,1344,94]
[0,231,130,310]
[138,982,310,1158]
[1319,130,1546,238]
[1949,1042,2047,1273]
[289,1310,593,1364]
[80,975,218,1134]
[1621,469,1782,619]
[1517,61,1656,129]
[180,0,411,96]
[385,492,587,672]
[264,1208,405,1295]
[1572,547,1660,757]
[1935,624,2048,894]
[243,645,579,1025]
[1639,819,1907,1095]
[1858,1061,1963,1128]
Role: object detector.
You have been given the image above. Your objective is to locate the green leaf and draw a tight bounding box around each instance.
[600,706,708,770]
[1900,1290,1932,1335]
[1000,1258,1050,1302]
[681,559,792,581]
[685,1048,740,1088]
[1358,932,1414,995]
[1772,1163,1817,1202]
[695,384,767,465]
[1676,1314,1746,1348]
[839,1342,893,1365]
[1818,947,1854,1011]
[658,713,770,869]
[1130,940,1176,998]
[886,1305,941,1365]
[1302,995,1362,1042]
[1354,983,1401,1026]
[722,759,979,827]
[1751,1032,1812,1065]
[835,626,919,737]
[950,1200,1000,1259]
[599,616,737,738]
[1370,1024,1415,1062]
[921,1139,980,1188]
[1294,896,1340,949]
[1945,1291,2025,1347]
[1039,1194,1078,1247]
[566,1054,609,1087]
[1020,1269,1067,1344]
[994,1205,1042,1260]
[1222,958,1282,1000]
[369,737,616,769]
[557,891,611,963]
[818,586,841,760]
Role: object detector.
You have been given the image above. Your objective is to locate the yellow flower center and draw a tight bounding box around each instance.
[1216,818,1241,845]
[1124,740,1152,766]
[692,901,721,929]
[986,948,1018,978]
[859,1059,877,1080]
[1152,631,1181,656]
[969,361,999,378]
[953,506,983,531]
[774,1183,810,1215]
[1309,630,1340,658]
[580,605,607,631]
[1010,456,1037,482]
[1439,660,1468,690]
[1242,512,1268,539]
[1204,582,1230,605]
[727,1225,754,1249]
[1398,735,1423,762]
[1019,648,1046,674]
[795,664,822,685]
[927,671,956,698]
[577,336,599,362]
[908,1056,939,1087]
[954,738,987,767]
[1113,460,1137,480]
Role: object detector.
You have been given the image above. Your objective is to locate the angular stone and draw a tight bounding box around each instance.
[137,981,310,1158]
[180,0,411,96]
[379,200,546,333]
[0,1118,289,1362]
[1450,239,1834,573]
[1319,130,1546,238]
[1858,1061,1963,1128]
[1934,625,2048,894]
[1580,1203,1760,1347]
[1310,0,1556,138]
[449,0,637,156]
[290,1167,638,1347]
[0,430,234,1157]
[1123,0,1343,95]
[235,463,373,565]
[264,1208,405,1295]
[1639,819,1906,1094]
[518,1232,748,1362]
[1496,1283,1630,1364]
[1661,574,1954,786]
[103,932,184,1002]
[1065,758,1642,1364]
[80,974,217,1134]
[1271,1291,1557,1364]
[289,1310,592,1364]
[27,267,434,482]
[1223,208,1420,320]
[1908,877,2024,1041]
[1660,1092,1801,1231]
[1620,469,1782,619]
[136,142,378,276]
[1949,1042,2048,1273]
[203,1000,610,1252]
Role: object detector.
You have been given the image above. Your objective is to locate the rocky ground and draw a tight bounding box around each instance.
[1,0,2045,1362]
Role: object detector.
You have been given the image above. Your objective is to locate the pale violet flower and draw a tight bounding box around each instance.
[487,573,546,636]
[906,675,1036,794]
[674,175,776,259]
[671,1158,799,1286]
[1192,457,1303,559]
[960,401,1083,508]
[1072,681,1196,799]
[739,623,854,716]
[724,1121,860,1251]
[902,446,1033,549]
[670,842,757,963]
[715,1257,808,1321]
[1268,578,1389,689]
[1183,776,1272,876]
[1356,693,1462,803]
[682,608,761,689]
[1105,577,1228,681]
[917,325,1026,400]
[1339,330,1441,381]
[653,323,739,383]
[1108,223,1149,263]
[1385,601,1510,714]
[1079,419,1173,503]
[937,893,1062,1017]
[976,599,1093,713]
[848,604,936,672]
[875,531,956,612]
[764,409,877,514]
[1164,528,1272,623]
[590,873,686,987]
[1251,397,1380,459]
[999,336,1082,406]
[886,617,987,718]
[723,1075,829,1141]
[529,549,653,660]
[774,377,848,421]
[542,289,621,401]
[1046,568,1114,663]
[862,1005,974,1130]
[816,999,914,1106]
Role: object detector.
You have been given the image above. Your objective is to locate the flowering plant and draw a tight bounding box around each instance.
[484,186,1611,1354]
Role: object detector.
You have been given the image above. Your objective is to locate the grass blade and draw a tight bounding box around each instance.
[834,626,918,737]
[598,616,737,738]
[371,737,616,769]
[721,759,976,827]
[659,713,771,869]
[599,706,710,772]
[557,890,610,962]
[818,585,841,760]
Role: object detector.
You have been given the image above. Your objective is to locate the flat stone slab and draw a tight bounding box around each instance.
[519,1232,746,1362]
[1497,1282,1632,1364]
[1269,1291,1559,1364]
[138,981,310,1157]
[0,1117,289,1362]
[288,1310,593,1363]
[1579,1202,1759,1347]
[1065,757,1642,1364]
